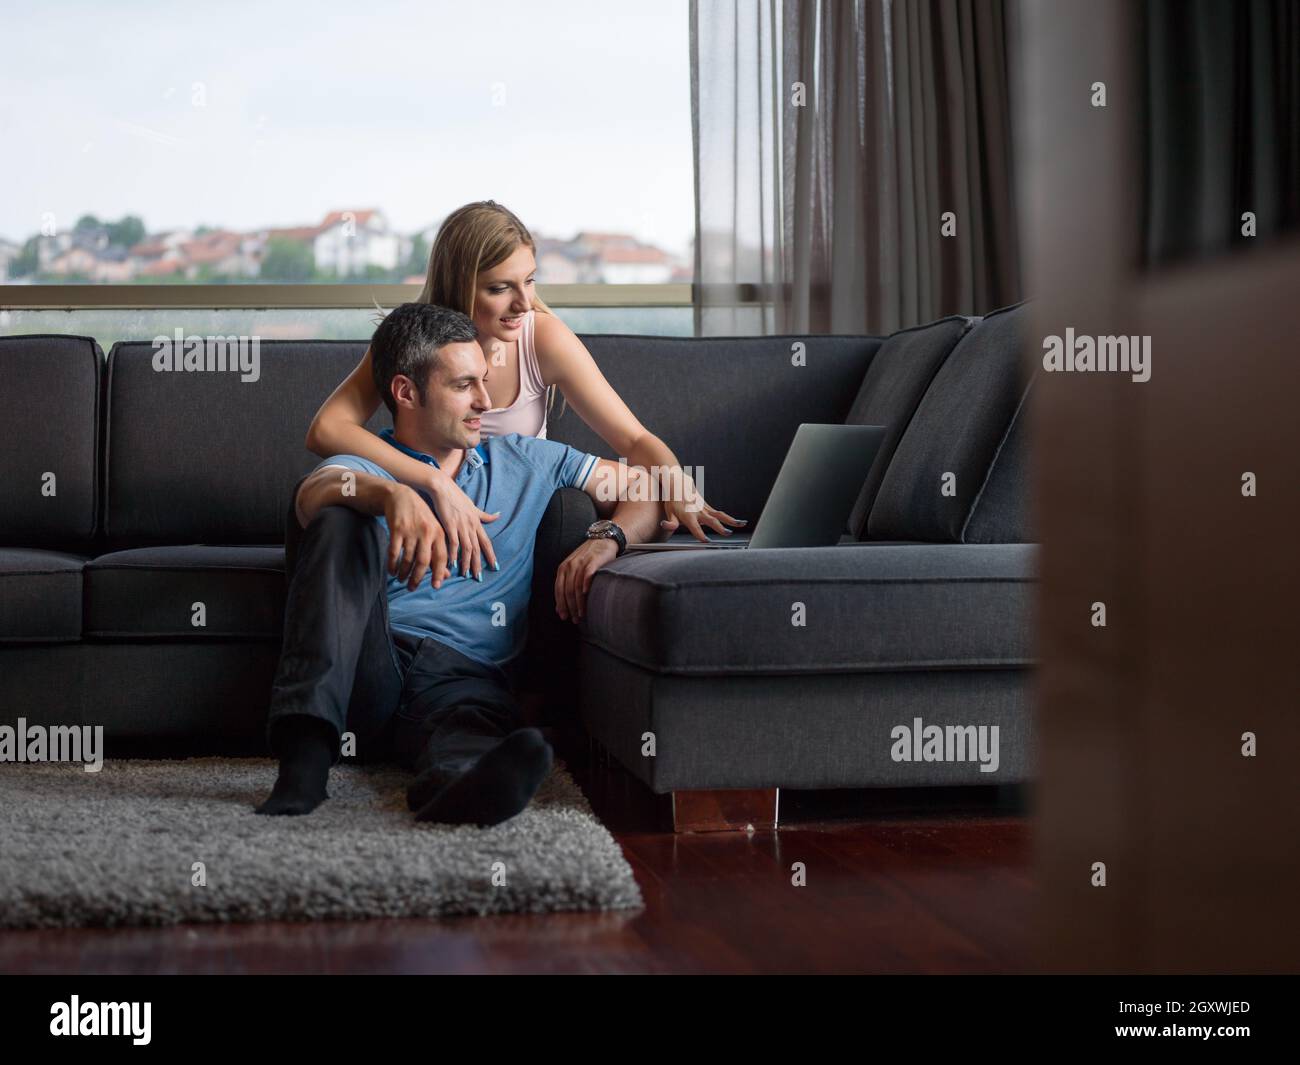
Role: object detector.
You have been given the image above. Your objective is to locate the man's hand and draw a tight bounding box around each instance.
[384,484,451,591]
[555,537,618,623]
[298,468,456,590]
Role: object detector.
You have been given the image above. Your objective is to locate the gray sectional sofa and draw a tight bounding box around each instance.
[0,302,1036,824]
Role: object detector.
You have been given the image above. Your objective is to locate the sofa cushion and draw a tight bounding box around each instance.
[0,548,87,642]
[867,302,1030,542]
[103,340,391,545]
[84,546,285,639]
[963,377,1035,543]
[0,335,101,549]
[581,543,1036,674]
[552,332,881,526]
[844,316,975,538]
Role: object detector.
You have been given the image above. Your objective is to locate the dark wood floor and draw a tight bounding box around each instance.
[0,740,1035,974]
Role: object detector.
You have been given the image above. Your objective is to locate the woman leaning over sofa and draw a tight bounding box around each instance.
[305,199,744,619]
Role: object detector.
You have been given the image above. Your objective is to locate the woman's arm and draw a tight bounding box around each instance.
[306,347,430,483]
[305,346,500,578]
[534,313,746,540]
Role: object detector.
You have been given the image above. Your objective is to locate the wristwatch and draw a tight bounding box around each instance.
[586,519,627,557]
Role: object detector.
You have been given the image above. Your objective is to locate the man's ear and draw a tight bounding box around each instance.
[391,374,419,411]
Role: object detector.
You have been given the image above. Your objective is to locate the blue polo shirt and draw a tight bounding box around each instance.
[312,428,599,667]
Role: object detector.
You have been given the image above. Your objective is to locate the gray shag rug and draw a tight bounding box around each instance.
[0,757,644,929]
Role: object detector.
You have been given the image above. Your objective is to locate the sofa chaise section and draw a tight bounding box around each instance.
[575,302,1039,827]
[577,543,1036,797]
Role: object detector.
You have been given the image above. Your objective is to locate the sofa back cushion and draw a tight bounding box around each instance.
[962,377,1035,543]
[104,339,389,544]
[0,334,101,549]
[550,333,881,523]
[843,316,975,538]
[867,302,1031,542]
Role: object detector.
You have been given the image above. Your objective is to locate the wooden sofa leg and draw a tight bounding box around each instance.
[664,788,779,833]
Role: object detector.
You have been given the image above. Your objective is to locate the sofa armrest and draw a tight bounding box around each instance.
[519,488,599,697]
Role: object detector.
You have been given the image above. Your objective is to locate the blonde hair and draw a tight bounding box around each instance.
[417,200,565,421]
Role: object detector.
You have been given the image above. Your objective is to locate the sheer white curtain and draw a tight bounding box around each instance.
[690,0,1022,336]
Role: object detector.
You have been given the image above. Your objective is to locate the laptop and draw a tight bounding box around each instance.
[628,423,886,551]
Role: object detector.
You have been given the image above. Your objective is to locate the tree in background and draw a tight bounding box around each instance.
[106,216,145,249]
[259,237,316,281]
[69,213,144,249]
[404,233,429,277]
[7,236,40,278]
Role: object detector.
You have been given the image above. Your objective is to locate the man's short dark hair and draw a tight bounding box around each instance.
[370,302,479,416]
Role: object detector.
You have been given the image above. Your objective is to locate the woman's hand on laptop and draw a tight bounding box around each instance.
[425,466,499,580]
[657,468,746,541]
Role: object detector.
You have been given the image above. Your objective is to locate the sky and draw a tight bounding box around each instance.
[0,0,696,256]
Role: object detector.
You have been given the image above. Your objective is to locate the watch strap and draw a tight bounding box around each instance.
[587,519,627,556]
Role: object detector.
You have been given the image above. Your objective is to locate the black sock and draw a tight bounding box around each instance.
[413,728,553,827]
[255,716,334,816]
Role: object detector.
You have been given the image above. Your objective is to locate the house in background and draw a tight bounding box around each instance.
[177,229,260,279]
[128,231,194,279]
[36,228,92,271]
[45,245,98,278]
[7,212,689,284]
[508,230,687,284]
[45,243,131,282]
[312,209,403,276]
[37,225,135,280]
[533,234,600,283]
[569,231,679,282]
[88,246,132,282]
[596,244,677,284]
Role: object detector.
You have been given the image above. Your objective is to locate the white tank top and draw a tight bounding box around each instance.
[479,309,548,439]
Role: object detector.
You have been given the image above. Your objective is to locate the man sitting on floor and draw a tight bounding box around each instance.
[255,301,661,825]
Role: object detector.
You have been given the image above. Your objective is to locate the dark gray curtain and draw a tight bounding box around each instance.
[690,0,1023,336]
[1141,0,1300,267]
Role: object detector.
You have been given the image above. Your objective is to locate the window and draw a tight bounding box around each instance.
[0,0,695,296]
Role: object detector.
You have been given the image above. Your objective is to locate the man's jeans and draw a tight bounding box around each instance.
[266,501,525,795]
